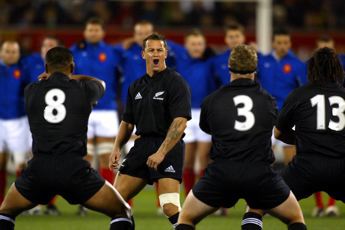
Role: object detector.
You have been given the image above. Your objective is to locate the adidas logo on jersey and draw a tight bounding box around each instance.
[135,92,142,100]
[164,165,175,173]
[153,91,165,101]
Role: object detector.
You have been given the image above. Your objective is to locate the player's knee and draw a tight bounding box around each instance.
[159,193,181,217]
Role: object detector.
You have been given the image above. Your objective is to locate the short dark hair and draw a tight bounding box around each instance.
[143,33,167,49]
[185,29,204,39]
[85,17,105,29]
[273,28,290,39]
[45,47,73,71]
[308,47,344,85]
[225,23,244,33]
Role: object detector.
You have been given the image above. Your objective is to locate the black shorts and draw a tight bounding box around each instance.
[192,160,290,210]
[15,154,105,205]
[119,137,184,185]
[282,155,345,202]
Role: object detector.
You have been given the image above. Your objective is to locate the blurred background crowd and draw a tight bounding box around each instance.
[1,0,345,30]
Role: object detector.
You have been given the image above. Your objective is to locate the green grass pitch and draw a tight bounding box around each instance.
[12,186,345,230]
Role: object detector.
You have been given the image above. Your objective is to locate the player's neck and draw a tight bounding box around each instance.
[147,66,167,77]
[231,74,254,82]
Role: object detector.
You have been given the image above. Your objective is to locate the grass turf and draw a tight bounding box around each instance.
[12,186,345,230]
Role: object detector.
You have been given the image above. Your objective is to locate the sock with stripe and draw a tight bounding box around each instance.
[241,212,263,230]
[110,216,133,230]
[0,213,15,230]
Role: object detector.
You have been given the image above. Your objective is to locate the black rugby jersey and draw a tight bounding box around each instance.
[24,72,104,156]
[200,78,276,162]
[277,82,345,158]
[123,68,191,137]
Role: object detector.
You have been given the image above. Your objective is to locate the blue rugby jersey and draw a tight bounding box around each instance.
[70,40,120,110]
[257,51,307,110]
[22,52,45,82]
[169,42,216,108]
[0,61,30,119]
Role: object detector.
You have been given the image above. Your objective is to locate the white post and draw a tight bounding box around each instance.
[256,0,272,54]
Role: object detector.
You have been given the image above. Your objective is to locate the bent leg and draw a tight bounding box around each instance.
[84,181,133,230]
[83,181,130,218]
[268,192,306,228]
[178,190,217,228]
[114,173,147,201]
[0,183,35,216]
[0,183,35,230]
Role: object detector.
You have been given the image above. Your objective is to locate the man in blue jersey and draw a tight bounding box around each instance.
[71,18,121,188]
[211,23,246,86]
[0,41,31,206]
[169,30,216,200]
[23,36,61,82]
[257,29,307,165]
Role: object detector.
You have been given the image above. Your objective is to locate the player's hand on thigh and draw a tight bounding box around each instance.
[109,147,121,170]
[146,151,165,170]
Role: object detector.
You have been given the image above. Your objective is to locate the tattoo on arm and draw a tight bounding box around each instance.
[158,117,187,156]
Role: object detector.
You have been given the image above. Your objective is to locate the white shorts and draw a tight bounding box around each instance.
[183,109,211,143]
[87,110,119,139]
[0,117,31,165]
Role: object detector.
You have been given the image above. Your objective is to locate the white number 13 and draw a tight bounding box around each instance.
[311,94,345,131]
[233,95,255,131]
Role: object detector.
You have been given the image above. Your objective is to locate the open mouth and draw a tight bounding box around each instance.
[153,59,159,65]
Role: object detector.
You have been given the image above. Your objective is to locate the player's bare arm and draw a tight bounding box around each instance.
[274,127,296,145]
[146,117,187,170]
[109,121,134,170]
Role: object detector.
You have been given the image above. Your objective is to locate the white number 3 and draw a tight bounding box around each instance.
[44,89,66,123]
[233,95,255,131]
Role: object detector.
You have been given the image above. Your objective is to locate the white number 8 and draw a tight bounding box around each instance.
[44,89,66,123]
